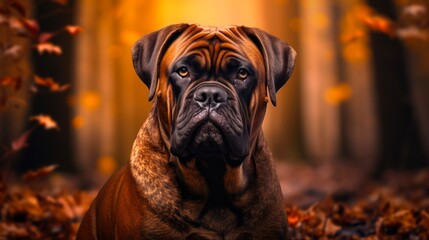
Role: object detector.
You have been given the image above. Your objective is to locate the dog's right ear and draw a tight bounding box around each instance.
[132,24,189,101]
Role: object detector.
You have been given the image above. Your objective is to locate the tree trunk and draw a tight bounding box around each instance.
[300,0,341,163]
[367,0,428,174]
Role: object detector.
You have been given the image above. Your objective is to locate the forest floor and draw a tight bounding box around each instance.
[1,162,428,239]
[277,162,429,239]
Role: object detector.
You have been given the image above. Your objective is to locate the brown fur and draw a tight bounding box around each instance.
[77,24,296,239]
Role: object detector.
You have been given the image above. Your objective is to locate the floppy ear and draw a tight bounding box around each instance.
[242,27,297,106]
[132,24,189,101]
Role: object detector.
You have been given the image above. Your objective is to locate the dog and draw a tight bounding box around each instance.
[77,24,296,239]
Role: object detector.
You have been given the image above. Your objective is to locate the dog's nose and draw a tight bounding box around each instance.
[194,86,227,108]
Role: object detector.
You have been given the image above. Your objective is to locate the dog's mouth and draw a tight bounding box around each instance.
[170,110,238,158]
[188,120,227,157]
[170,89,250,164]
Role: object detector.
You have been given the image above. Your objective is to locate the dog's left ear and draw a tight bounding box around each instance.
[242,27,297,106]
[132,24,189,101]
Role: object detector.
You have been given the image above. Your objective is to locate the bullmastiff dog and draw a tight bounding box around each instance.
[77,24,296,239]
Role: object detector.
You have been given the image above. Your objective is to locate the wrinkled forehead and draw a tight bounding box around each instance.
[162,25,263,70]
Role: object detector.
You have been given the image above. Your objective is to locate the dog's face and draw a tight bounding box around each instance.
[166,26,264,164]
[132,24,296,166]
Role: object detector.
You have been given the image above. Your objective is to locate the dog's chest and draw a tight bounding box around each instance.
[184,200,237,226]
[181,199,252,237]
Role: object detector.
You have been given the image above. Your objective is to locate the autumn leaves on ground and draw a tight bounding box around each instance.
[1,0,429,239]
[1,165,429,239]
[280,164,429,239]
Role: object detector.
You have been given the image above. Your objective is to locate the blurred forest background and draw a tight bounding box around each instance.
[1,0,429,238]
[1,0,429,182]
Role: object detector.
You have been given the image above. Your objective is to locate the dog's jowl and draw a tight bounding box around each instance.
[77,24,296,239]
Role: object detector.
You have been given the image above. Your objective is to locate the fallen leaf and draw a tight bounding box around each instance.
[324,218,341,236]
[357,6,396,36]
[22,165,58,181]
[286,207,301,227]
[361,15,395,35]
[11,129,33,152]
[0,76,21,90]
[0,222,29,238]
[38,32,55,43]
[7,16,22,29]
[0,44,24,64]
[403,4,427,16]
[21,18,39,36]
[384,209,416,234]
[55,196,77,220]
[396,27,429,40]
[33,75,70,92]
[30,114,59,130]
[35,43,62,55]
[421,211,429,233]
[65,25,82,35]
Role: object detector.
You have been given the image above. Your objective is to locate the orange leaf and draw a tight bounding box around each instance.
[402,4,427,17]
[38,32,55,43]
[324,218,341,236]
[33,75,69,92]
[7,17,27,37]
[30,114,59,130]
[36,43,62,55]
[11,129,33,152]
[65,25,82,35]
[286,207,301,227]
[288,213,300,227]
[396,27,429,40]
[366,16,394,34]
[23,165,58,181]
[0,223,29,237]
[0,76,22,90]
[21,18,39,36]
[357,8,396,36]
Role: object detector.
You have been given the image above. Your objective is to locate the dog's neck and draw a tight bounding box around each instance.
[173,153,254,205]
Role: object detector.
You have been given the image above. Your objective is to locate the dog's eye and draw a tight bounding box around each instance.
[237,68,248,80]
[177,67,189,78]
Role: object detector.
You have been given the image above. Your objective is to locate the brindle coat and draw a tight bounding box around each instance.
[77,24,296,239]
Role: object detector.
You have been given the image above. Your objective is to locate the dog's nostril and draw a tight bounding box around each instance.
[194,86,227,107]
[213,92,226,103]
[195,92,207,103]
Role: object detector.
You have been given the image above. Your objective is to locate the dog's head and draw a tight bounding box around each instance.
[132,24,296,166]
